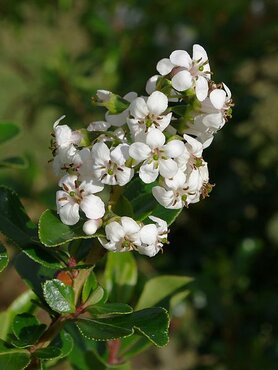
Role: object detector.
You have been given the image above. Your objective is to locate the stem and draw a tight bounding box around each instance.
[107,339,121,365]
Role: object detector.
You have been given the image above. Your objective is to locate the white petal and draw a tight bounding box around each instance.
[223,83,232,100]
[58,174,78,190]
[139,162,159,183]
[183,134,203,157]
[152,186,175,208]
[96,90,111,101]
[140,224,158,245]
[87,121,111,132]
[164,140,185,158]
[202,112,224,129]
[105,221,125,242]
[129,142,151,161]
[106,110,128,127]
[159,158,178,178]
[53,115,66,129]
[80,179,104,194]
[172,70,192,92]
[147,91,168,115]
[146,129,165,149]
[121,217,140,235]
[165,170,186,189]
[116,166,134,186]
[192,44,208,63]
[130,97,149,119]
[111,144,130,165]
[210,89,226,110]
[59,202,80,225]
[123,91,137,102]
[170,50,191,68]
[80,194,105,219]
[156,113,172,131]
[137,244,160,257]
[156,58,174,75]
[149,216,167,233]
[83,219,101,235]
[146,75,160,95]
[195,76,209,102]
[55,125,73,148]
[91,142,110,165]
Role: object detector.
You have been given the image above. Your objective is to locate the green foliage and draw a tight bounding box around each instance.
[0,339,30,370]
[0,122,20,145]
[39,209,104,247]
[11,313,46,348]
[104,252,137,303]
[43,279,75,314]
[87,303,133,317]
[76,307,169,346]
[0,243,9,272]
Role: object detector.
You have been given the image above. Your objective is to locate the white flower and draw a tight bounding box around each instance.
[137,216,168,257]
[100,217,141,252]
[175,134,204,172]
[91,142,134,186]
[77,148,104,192]
[129,128,184,183]
[53,116,81,149]
[152,165,208,209]
[52,145,81,176]
[83,219,102,235]
[56,175,105,226]
[87,121,111,132]
[128,91,172,138]
[156,44,211,101]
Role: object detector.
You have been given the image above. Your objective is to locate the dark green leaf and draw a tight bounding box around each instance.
[0,186,37,248]
[76,307,169,347]
[0,339,30,370]
[43,279,75,314]
[14,253,55,301]
[136,275,193,310]
[34,346,62,360]
[104,252,137,303]
[11,313,46,348]
[87,303,133,317]
[22,244,63,269]
[84,349,131,370]
[39,209,104,247]
[0,243,9,272]
[50,330,74,359]
[0,122,20,145]
[0,156,27,169]
[114,195,134,218]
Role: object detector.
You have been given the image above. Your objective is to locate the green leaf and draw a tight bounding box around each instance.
[11,313,46,348]
[14,253,55,301]
[76,307,169,347]
[0,156,27,169]
[0,339,30,370]
[85,285,106,306]
[84,349,131,370]
[0,243,9,272]
[150,204,182,226]
[104,252,137,303]
[136,275,193,310]
[0,290,37,341]
[22,244,63,269]
[114,195,134,218]
[82,271,98,303]
[43,279,75,314]
[0,186,37,248]
[34,346,62,360]
[39,209,104,247]
[0,122,20,145]
[87,303,133,317]
[50,330,74,359]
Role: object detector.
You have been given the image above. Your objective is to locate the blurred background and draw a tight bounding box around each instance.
[0,0,277,369]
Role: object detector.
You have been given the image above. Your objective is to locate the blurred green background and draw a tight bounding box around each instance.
[0,0,277,369]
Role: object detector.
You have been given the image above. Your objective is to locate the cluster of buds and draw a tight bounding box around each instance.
[51,44,233,257]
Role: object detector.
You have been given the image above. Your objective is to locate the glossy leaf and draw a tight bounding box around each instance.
[82,271,98,303]
[76,307,169,346]
[39,209,104,247]
[0,244,9,273]
[136,275,193,310]
[0,186,37,248]
[0,339,30,370]
[34,346,62,360]
[11,313,46,348]
[50,330,74,359]
[21,244,63,270]
[85,285,106,306]
[0,122,20,145]
[104,252,137,303]
[43,279,75,314]
[87,303,133,317]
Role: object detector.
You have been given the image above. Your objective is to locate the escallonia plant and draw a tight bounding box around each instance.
[0,44,233,369]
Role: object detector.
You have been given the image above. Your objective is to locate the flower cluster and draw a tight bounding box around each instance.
[51,44,233,257]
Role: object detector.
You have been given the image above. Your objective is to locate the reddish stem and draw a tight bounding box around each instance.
[107,339,121,364]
